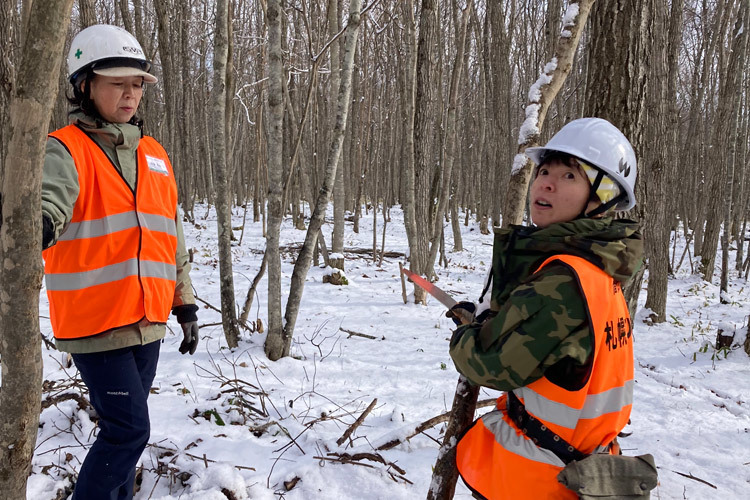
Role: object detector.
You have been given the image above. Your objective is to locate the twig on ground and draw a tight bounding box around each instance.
[339,327,377,340]
[314,451,407,477]
[668,469,717,489]
[337,398,378,447]
[376,398,495,451]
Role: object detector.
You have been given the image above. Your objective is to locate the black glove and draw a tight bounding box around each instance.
[445,301,476,326]
[179,321,199,355]
[173,304,199,355]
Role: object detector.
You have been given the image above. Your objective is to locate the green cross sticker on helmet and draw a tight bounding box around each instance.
[75,49,82,59]
[526,118,637,211]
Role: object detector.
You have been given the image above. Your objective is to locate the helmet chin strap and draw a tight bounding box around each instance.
[584,195,624,218]
[578,170,625,219]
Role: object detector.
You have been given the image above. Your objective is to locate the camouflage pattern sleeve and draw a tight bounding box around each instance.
[449,264,592,391]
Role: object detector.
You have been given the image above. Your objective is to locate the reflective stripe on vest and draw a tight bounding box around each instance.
[455,254,634,500]
[481,410,565,468]
[58,211,177,242]
[45,259,177,291]
[43,124,178,339]
[514,378,634,431]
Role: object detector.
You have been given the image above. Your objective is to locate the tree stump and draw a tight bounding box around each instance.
[323,269,348,286]
[715,327,735,350]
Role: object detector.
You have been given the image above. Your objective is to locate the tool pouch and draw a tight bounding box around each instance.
[557,453,658,499]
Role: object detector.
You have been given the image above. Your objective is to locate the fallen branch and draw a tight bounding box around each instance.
[376,398,495,451]
[40,392,91,412]
[668,469,717,489]
[314,451,406,476]
[339,327,377,340]
[147,443,256,472]
[278,243,405,259]
[337,398,378,446]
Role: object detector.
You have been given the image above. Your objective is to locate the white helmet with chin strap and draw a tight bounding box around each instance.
[67,24,157,84]
[526,117,637,212]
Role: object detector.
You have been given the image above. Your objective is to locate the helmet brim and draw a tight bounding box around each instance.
[93,66,158,84]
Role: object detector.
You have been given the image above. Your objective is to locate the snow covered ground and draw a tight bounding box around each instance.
[30,204,750,499]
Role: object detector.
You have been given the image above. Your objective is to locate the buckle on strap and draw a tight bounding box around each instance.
[507,391,587,465]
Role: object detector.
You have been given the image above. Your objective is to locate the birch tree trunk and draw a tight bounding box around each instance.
[428,2,596,498]
[329,0,346,271]
[264,0,285,360]
[277,0,363,360]
[0,1,73,495]
[211,0,240,348]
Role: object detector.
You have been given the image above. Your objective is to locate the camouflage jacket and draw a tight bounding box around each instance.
[449,217,643,392]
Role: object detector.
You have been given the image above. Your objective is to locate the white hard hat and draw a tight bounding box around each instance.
[526,118,637,210]
[67,24,157,84]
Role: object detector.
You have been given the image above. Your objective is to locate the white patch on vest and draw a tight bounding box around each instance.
[106,391,130,396]
[145,155,168,175]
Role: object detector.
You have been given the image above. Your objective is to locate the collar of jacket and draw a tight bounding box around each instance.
[69,110,142,153]
[488,218,643,306]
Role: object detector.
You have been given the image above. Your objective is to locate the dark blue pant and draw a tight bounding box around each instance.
[71,341,160,500]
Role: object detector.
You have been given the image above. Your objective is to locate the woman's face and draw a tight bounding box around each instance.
[529,159,599,227]
[88,75,143,123]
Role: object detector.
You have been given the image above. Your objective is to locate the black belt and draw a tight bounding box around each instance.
[507,391,587,464]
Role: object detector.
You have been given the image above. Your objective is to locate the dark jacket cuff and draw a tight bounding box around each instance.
[42,215,55,249]
[172,304,198,324]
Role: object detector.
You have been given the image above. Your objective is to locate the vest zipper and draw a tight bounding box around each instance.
[133,151,148,323]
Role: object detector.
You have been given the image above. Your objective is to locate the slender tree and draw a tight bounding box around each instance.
[211,0,241,348]
[264,0,287,360]
[0,1,74,495]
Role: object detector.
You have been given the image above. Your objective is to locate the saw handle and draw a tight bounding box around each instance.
[445,301,476,326]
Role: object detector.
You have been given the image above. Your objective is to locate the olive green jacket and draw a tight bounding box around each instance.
[449,218,643,392]
[42,111,195,353]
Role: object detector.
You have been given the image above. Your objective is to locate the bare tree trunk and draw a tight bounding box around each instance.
[0,0,19,185]
[0,1,73,495]
[278,0,363,359]
[429,2,595,498]
[400,0,419,288]
[410,0,440,304]
[264,0,285,360]
[719,2,748,299]
[77,0,96,27]
[425,2,470,272]
[211,0,240,348]
[643,0,671,323]
[329,0,346,271]
[700,0,737,281]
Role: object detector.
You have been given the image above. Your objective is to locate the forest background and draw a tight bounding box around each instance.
[0,0,749,498]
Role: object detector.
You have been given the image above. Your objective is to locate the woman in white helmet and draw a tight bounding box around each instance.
[447,119,649,499]
[41,24,198,500]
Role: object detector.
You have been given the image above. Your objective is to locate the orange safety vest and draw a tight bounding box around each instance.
[43,124,178,340]
[456,254,634,500]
